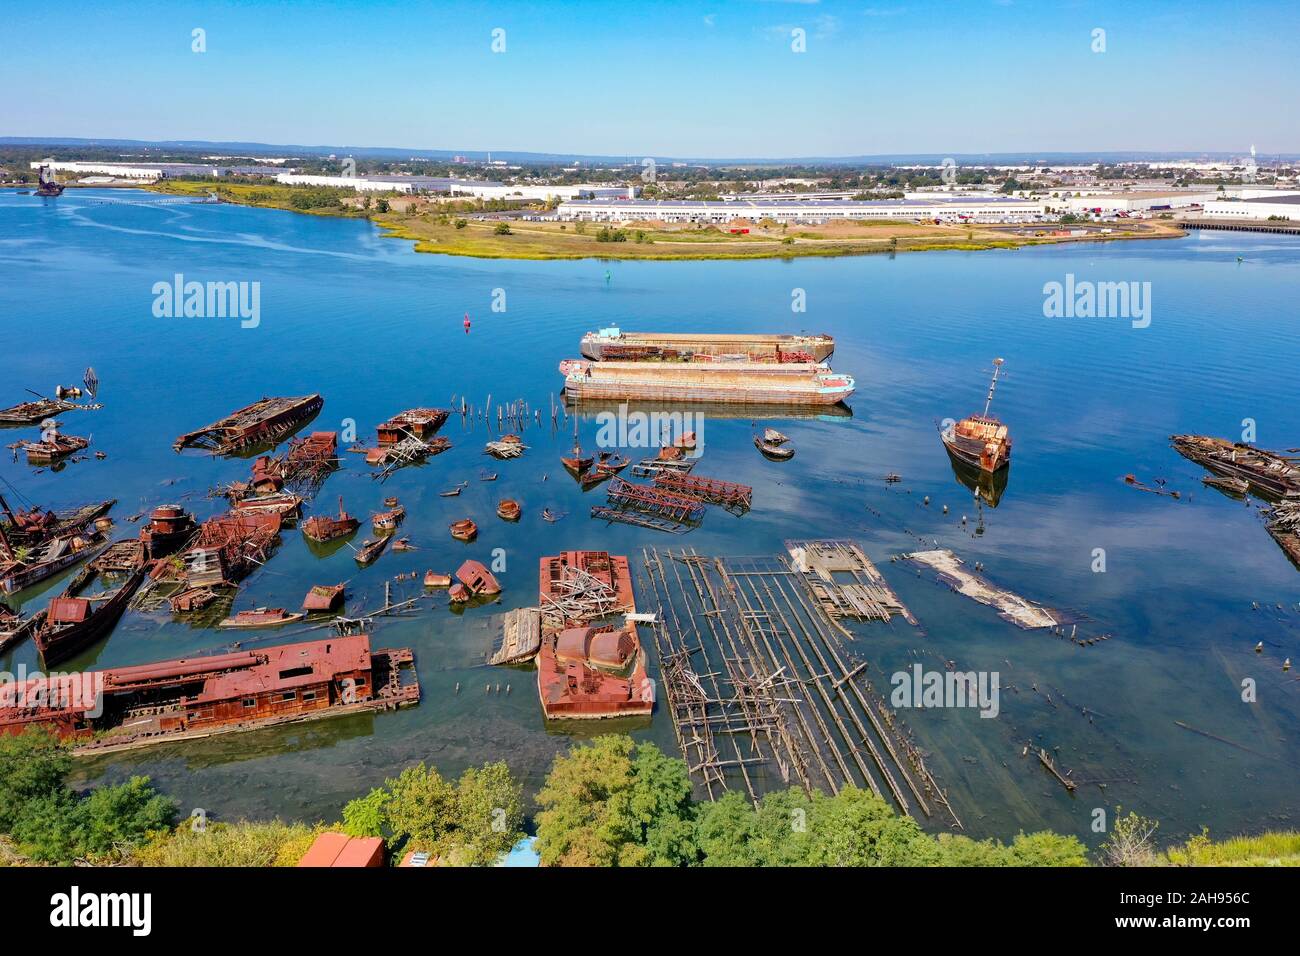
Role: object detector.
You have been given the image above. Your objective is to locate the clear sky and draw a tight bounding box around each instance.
[3,0,1296,158]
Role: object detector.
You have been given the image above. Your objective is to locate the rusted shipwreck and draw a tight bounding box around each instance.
[174,395,323,454]
[1170,435,1300,500]
[0,634,420,754]
[534,551,651,720]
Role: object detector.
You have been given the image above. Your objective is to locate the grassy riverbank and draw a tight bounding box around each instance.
[147,179,1185,261]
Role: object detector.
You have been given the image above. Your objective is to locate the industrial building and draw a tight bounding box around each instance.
[31,160,283,179]
[1202,194,1300,220]
[1063,190,1221,214]
[275,173,629,200]
[556,196,1047,224]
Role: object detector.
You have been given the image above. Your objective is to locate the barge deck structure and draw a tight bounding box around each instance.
[534,551,652,720]
[560,359,855,406]
[0,634,419,754]
[173,394,324,454]
[376,408,449,445]
[580,328,835,363]
[0,397,81,426]
[1170,434,1300,500]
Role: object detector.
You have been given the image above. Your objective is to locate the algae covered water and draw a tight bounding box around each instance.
[1,188,1297,844]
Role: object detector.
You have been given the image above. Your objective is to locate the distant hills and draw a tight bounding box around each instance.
[3,137,1295,166]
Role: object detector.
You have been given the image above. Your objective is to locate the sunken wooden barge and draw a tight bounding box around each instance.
[580,328,835,363]
[173,394,324,454]
[1170,435,1300,500]
[0,634,420,754]
[560,359,854,406]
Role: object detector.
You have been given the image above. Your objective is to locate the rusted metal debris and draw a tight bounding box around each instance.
[1171,434,1300,499]
[652,473,752,514]
[174,395,324,454]
[369,436,451,480]
[376,408,449,446]
[629,457,696,479]
[603,477,706,526]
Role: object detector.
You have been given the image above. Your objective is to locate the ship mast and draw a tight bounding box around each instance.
[982,358,1005,417]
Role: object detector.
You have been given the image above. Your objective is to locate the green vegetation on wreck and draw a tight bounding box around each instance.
[1,729,1292,867]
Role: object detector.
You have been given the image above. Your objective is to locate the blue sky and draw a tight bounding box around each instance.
[3,0,1296,157]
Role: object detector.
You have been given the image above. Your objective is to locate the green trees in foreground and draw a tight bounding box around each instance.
[340,761,525,866]
[0,729,175,864]
[1,728,1296,867]
[534,736,1088,867]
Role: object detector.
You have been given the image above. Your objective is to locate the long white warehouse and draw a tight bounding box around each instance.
[556,196,1047,224]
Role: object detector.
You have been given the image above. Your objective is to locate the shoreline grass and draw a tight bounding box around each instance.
[145,179,1185,262]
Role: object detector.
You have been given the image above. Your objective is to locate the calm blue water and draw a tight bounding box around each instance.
[1,188,1297,845]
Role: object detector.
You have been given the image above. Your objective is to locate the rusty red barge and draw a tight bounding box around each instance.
[535,551,652,720]
[173,394,323,454]
[0,634,420,754]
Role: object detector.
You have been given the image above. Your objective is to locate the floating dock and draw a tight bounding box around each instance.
[580,328,834,363]
[560,360,854,406]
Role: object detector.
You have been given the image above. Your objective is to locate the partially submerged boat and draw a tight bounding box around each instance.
[20,429,90,464]
[0,634,420,754]
[376,408,449,445]
[302,497,360,543]
[1171,435,1300,500]
[303,583,346,613]
[449,519,478,542]
[423,570,452,588]
[1202,474,1250,496]
[174,394,324,454]
[353,537,390,567]
[497,499,522,521]
[456,559,501,597]
[232,490,303,521]
[219,607,306,629]
[0,605,45,653]
[942,358,1012,475]
[0,494,114,547]
[372,504,405,532]
[754,435,795,460]
[0,397,80,427]
[33,540,148,666]
[0,528,107,595]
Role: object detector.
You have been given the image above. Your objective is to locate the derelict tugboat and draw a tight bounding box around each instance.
[35,164,65,197]
[941,358,1012,476]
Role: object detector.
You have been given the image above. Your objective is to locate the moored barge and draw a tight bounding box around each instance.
[173,394,324,454]
[560,359,854,406]
[580,328,834,363]
[0,634,420,754]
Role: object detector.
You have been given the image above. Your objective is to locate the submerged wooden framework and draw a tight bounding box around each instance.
[640,545,960,827]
